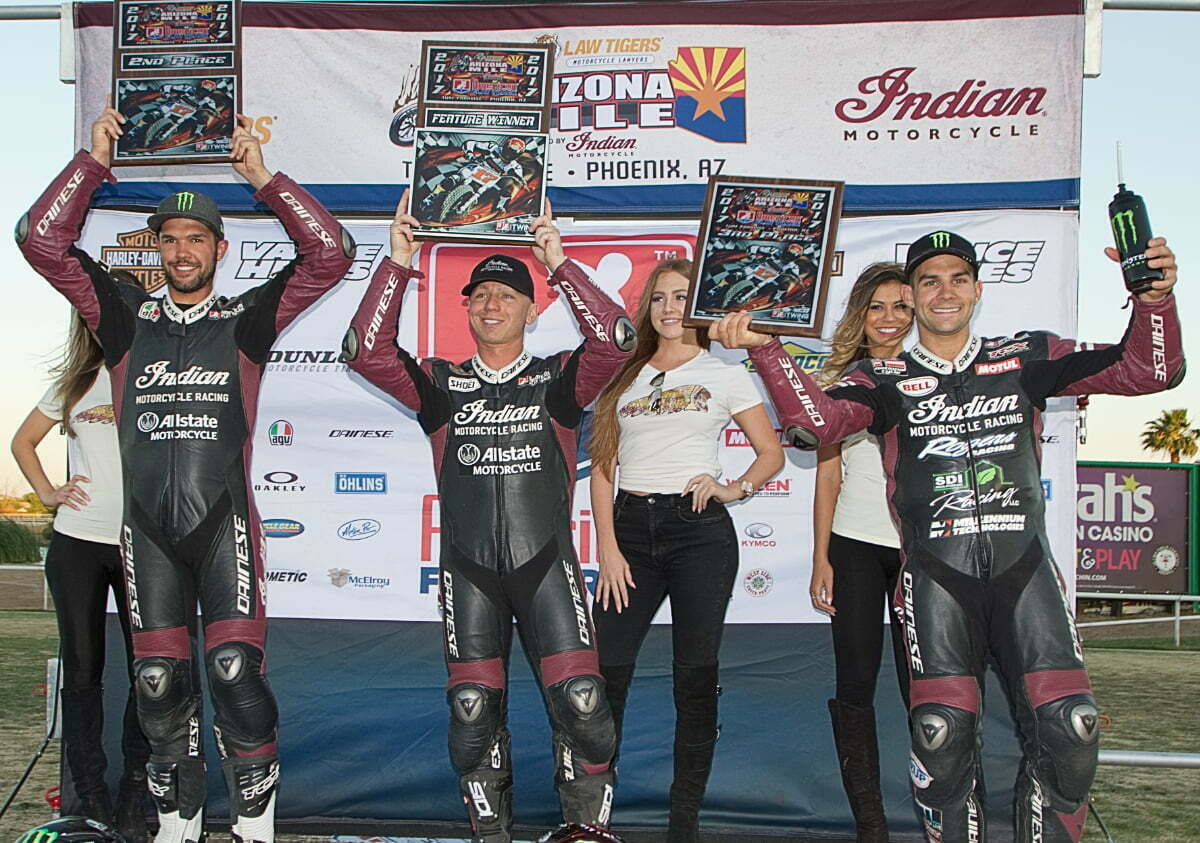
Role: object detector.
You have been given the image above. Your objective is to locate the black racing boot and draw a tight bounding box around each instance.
[61,686,113,825]
[115,766,150,843]
[828,699,889,843]
[117,686,153,843]
[667,664,720,843]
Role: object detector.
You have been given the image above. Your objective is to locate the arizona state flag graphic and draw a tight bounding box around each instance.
[668,46,747,142]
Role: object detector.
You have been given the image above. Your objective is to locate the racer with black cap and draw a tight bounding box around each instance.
[343,193,636,843]
[712,229,1184,843]
[17,103,356,843]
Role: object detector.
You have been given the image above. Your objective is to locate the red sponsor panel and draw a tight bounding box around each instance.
[414,234,695,360]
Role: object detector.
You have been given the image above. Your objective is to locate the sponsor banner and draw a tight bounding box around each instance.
[75,1,1082,212]
[1076,464,1192,594]
[76,208,1078,620]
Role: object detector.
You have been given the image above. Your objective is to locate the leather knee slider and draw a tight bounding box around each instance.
[206,643,278,752]
[134,657,199,750]
[909,703,979,804]
[547,674,616,765]
[1032,693,1100,802]
[447,683,505,773]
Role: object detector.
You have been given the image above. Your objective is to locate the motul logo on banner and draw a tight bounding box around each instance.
[415,236,695,360]
[835,67,1047,123]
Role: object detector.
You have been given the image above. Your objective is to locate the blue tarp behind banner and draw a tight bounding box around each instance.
[102,617,1024,840]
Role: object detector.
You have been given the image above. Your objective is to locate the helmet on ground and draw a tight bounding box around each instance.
[537,823,625,843]
[16,817,125,843]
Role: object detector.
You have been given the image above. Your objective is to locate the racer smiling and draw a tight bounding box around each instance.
[713,229,1184,843]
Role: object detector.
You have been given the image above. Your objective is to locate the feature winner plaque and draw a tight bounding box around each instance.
[685,176,843,337]
[111,1,242,166]
[411,42,553,244]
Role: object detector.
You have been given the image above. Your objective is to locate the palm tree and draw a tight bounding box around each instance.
[1140,409,1200,463]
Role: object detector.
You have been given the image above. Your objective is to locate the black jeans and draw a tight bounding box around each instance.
[593,491,739,668]
[828,531,909,709]
[44,529,149,797]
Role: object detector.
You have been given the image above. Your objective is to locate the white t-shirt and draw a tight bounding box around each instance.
[615,349,762,493]
[36,375,123,545]
[831,429,901,549]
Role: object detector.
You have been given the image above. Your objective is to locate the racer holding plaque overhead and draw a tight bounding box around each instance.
[17,103,356,843]
[343,194,636,842]
[713,230,1184,843]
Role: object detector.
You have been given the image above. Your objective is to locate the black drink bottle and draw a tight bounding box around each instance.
[1108,144,1162,295]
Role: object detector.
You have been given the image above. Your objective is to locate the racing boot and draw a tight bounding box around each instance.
[460,768,514,842]
[147,757,206,843]
[117,686,153,843]
[223,755,279,843]
[828,698,889,843]
[61,686,113,825]
[667,664,720,843]
[116,766,151,843]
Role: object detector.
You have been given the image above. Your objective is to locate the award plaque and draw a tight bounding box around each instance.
[684,176,843,337]
[111,1,242,166]
[411,42,554,244]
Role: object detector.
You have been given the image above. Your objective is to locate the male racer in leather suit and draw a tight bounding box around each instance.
[713,230,1184,843]
[17,105,355,843]
[343,195,635,842]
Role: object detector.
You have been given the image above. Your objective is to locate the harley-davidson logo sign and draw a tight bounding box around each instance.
[100,227,166,292]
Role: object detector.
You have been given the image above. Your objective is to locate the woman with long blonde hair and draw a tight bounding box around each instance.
[810,262,913,842]
[11,310,150,840]
[589,259,783,840]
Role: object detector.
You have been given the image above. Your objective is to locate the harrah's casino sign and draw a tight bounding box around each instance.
[836,67,1047,142]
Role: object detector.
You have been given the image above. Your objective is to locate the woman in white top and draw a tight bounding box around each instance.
[589,259,784,841]
[810,263,914,843]
[11,310,149,841]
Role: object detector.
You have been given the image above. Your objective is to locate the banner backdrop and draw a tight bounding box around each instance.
[74,0,1083,213]
[80,208,1082,623]
[1076,463,1193,594]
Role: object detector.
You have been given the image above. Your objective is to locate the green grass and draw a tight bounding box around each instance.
[0,519,42,564]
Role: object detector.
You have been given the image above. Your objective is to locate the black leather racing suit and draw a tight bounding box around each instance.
[343,257,634,841]
[747,296,1184,843]
[18,150,355,840]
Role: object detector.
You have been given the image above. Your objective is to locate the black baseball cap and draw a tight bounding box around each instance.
[904,230,979,280]
[461,254,535,299]
[148,190,224,238]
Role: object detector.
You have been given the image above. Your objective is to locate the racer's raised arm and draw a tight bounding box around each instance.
[231,115,357,358]
[711,311,880,449]
[343,190,435,414]
[15,106,125,337]
[1023,237,1185,401]
[530,204,636,410]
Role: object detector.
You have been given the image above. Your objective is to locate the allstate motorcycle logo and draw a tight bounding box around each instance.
[743,568,774,596]
[457,443,482,466]
[137,411,160,432]
[338,519,382,541]
[262,518,304,538]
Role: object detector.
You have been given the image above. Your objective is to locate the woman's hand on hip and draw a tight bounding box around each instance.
[44,475,92,511]
[682,473,741,511]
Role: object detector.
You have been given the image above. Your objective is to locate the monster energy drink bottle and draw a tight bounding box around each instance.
[1108,144,1162,295]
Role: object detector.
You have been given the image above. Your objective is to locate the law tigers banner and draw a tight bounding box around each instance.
[73,0,1082,213]
[79,208,1081,624]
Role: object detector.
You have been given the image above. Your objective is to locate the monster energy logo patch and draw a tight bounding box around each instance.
[175,192,196,211]
[1110,209,1137,253]
[929,231,951,249]
[18,830,60,843]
